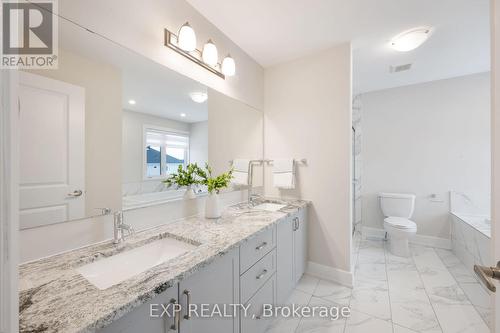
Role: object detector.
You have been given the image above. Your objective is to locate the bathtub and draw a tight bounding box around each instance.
[450,212,491,273]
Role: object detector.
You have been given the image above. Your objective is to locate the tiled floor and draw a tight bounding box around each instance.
[267,235,491,333]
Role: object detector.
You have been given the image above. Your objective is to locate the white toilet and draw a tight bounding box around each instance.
[378,192,417,257]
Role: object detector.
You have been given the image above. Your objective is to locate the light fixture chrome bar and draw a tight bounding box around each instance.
[164,29,225,79]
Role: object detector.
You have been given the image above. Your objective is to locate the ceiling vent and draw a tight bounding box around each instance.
[390,63,412,73]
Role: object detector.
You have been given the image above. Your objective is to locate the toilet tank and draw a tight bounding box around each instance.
[378,192,416,218]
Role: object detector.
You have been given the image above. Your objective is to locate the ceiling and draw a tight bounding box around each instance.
[60,18,208,122]
[186,0,490,93]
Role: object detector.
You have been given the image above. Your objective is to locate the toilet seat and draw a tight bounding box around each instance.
[384,217,417,230]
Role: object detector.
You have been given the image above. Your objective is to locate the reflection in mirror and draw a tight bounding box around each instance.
[121,66,208,210]
[18,17,262,230]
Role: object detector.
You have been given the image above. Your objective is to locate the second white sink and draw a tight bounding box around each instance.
[77,237,197,290]
[252,203,287,212]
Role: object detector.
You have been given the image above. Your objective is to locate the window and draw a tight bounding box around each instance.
[145,127,189,178]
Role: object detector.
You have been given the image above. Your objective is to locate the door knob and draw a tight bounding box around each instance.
[474,262,500,292]
[67,190,83,197]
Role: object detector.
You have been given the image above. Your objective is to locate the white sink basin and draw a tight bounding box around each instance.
[252,203,287,212]
[77,237,197,290]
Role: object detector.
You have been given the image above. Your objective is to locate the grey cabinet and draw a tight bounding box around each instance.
[276,207,308,303]
[240,275,276,333]
[294,207,308,283]
[179,247,240,333]
[276,215,294,304]
[99,285,179,333]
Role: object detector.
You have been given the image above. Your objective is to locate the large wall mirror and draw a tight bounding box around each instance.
[18,17,263,230]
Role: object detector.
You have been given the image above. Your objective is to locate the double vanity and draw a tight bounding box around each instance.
[19,199,308,333]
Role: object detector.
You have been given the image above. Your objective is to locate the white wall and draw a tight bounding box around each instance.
[491,2,500,331]
[264,44,353,274]
[122,109,191,184]
[208,88,264,187]
[59,0,264,110]
[362,73,491,239]
[189,121,209,166]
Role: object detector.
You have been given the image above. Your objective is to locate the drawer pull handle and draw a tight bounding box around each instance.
[255,242,268,251]
[169,298,180,331]
[183,290,191,320]
[256,269,268,280]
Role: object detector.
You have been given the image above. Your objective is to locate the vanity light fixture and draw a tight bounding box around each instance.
[164,24,236,79]
[390,27,432,52]
[128,99,136,105]
[180,113,187,117]
[177,22,197,52]
[202,40,218,67]
[221,54,236,76]
[190,92,208,103]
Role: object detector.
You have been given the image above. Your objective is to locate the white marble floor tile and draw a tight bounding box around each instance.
[387,269,424,291]
[389,287,441,333]
[412,246,448,272]
[419,267,469,305]
[459,282,491,309]
[432,304,490,333]
[350,281,391,320]
[354,262,387,282]
[393,323,421,333]
[266,289,311,333]
[434,248,462,268]
[446,264,478,283]
[344,310,393,333]
[313,279,352,306]
[296,274,320,295]
[295,297,347,333]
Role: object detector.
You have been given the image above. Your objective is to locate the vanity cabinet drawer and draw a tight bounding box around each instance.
[241,274,276,333]
[240,226,276,273]
[240,249,276,303]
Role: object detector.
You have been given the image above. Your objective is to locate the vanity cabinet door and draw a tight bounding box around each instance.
[276,216,295,304]
[98,286,179,333]
[178,247,240,333]
[293,208,308,283]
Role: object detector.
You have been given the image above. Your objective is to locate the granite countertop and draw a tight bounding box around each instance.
[19,198,308,333]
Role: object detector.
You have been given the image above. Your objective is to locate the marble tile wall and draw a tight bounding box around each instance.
[451,214,491,271]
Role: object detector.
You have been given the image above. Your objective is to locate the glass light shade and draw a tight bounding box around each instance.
[202,40,218,66]
[390,27,432,52]
[177,22,196,51]
[221,55,236,76]
[190,92,208,103]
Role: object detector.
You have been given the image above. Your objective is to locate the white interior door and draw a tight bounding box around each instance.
[18,71,85,229]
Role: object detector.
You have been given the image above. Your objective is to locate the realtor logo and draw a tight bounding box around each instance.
[1,0,58,68]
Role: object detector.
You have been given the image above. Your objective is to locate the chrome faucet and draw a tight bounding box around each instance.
[247,160,263,205]
[113,211,134,244]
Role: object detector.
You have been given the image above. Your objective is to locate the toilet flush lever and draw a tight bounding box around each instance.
[474,262,500,292]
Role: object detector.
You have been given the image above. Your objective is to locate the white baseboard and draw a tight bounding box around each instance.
[306,261,353,287]
[362,226,451,249]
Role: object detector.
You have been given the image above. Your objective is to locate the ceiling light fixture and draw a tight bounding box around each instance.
[390,27,432,52]
[177,22,197,52]
[202,40,218,67]
[180,113,187,117]
[164,24,235,79]
[128,99,136,105]
[190,92,208,103]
